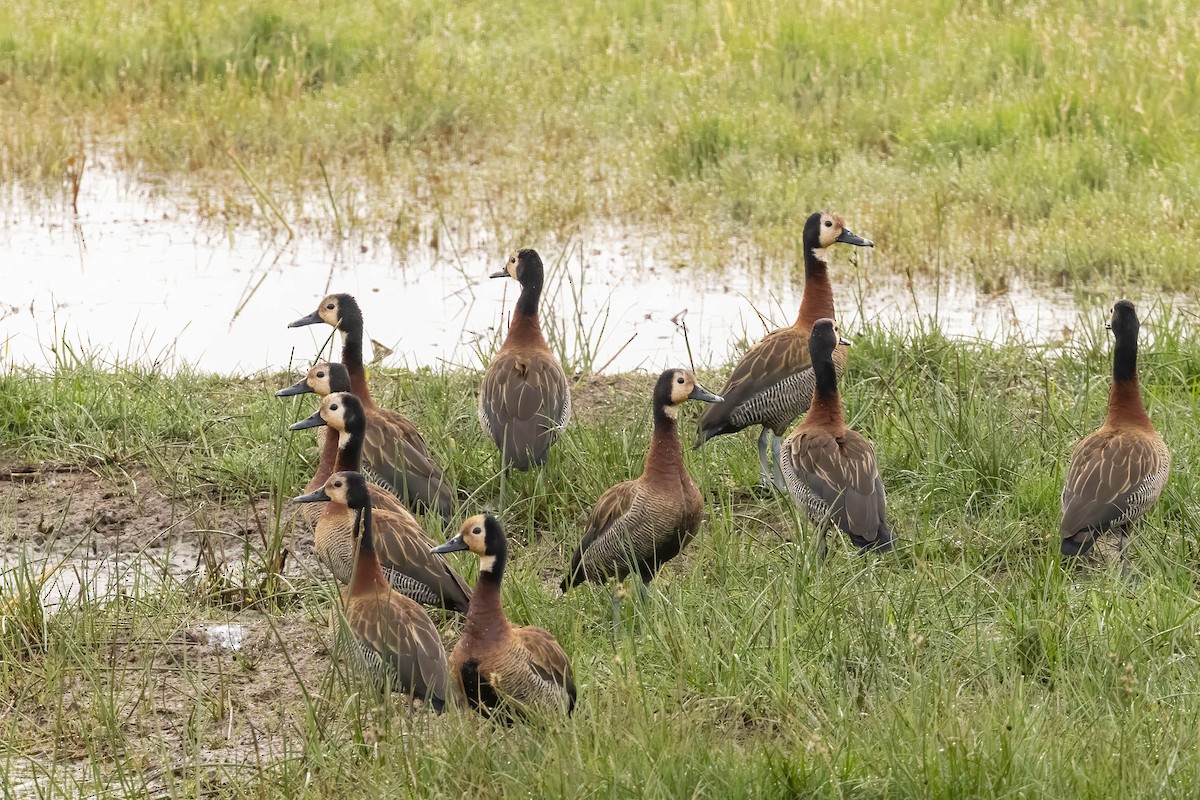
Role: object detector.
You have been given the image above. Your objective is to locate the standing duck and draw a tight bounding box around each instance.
[296,472,451,708]
[479,249,571,470]
[290,392,472,613]
[780,319,894,554]
[277,361,354,526]
[432,514,575,719]
[695,212,873,490]
[1060,300,1169,568]
[288,293,456,520]
[563,369,723,595]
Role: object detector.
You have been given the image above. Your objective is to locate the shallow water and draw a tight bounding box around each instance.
[0,161,1176,375]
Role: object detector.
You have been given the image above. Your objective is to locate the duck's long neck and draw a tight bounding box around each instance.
[333,428,364,473]
[1106,334,1152,429]
[463,546,508,640]
[305,426,339,493]
[340,324,372,404]
[805,357,845,428]
[350,505,386,593]
[507,280,545,345]
[644,403,685,482]
[795,249,835,329]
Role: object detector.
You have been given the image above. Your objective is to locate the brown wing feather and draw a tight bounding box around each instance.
[481,350,569,470]
[363,409,455,520]
[697,328,809,436]
[784,428,891,548]
[564,480,639,588]
[369,508,473,613]
[514,625,576,712]
[346,587,450,709]
[1060,430,1168,538]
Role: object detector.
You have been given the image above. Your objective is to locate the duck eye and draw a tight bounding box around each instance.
[330,404,338,411]
[334,481,342,488]
[473,527,482,534]
[676,376,685,384]
[325,304,335,310]
[316,371,324,378]
[509,257,516,263]
[824,220,833,228]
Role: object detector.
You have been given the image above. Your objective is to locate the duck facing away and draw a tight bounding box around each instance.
[290,392,472,613]
[288,293,456,520]
[696,212,873,490]
[781,319,894,554]
[563,369,723,593]
[296,472,450,709]
[1060,300,1169,568]
[479,249,571,471]
[432,514,575,720]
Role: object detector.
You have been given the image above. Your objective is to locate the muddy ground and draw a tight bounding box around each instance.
[0,461,437,795]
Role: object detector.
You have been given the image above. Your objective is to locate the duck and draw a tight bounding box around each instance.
[479,249,571,470]
[780,319,894,554]
[695,212,873,490]
[296,471,450,709]
[1060,300,1170,569]
[562,369,723,596]
[288,293,456,521]
[277,361,355,526]
[432,514,575,719]
[290,392,472,613]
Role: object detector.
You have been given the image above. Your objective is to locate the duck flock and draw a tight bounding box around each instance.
[274,210,1169,718]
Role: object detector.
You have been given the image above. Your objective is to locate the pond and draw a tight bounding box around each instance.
[0,159,1173,376]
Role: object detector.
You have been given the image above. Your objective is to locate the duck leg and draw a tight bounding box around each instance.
[771,434,787,492]
[757,427,774,489]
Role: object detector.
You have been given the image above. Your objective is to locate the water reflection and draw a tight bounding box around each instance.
[0,163,1170,375]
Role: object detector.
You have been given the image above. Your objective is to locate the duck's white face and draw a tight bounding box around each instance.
[457,515,489,556]
[322,474,352,505]
[503,251,520,280]
[306,363,334,396]
[668,369,699,406]
[816,212,848,248]
[320,392,350,432]
[316,294,341,327]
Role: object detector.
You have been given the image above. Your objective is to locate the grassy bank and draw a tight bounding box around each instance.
[3,0,1200,287]
[2,323,1199,797]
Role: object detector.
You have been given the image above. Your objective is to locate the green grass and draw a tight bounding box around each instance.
[3,0,1200,287]
[2,317,1199,797]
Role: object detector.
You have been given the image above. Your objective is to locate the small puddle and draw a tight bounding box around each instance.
[1,160,1189,374]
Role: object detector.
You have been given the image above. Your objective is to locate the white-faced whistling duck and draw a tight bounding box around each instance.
[780,319,894,555]
[296,472,450,709]
[289,294,456,521]
[277,361,354,525]
[291,392,472,613]
[695,212,873,490]
[479,249,571,471]
[285,378,408,518]
[432,514,575,720]
[563,369,723,603]
[1060,300,1169,572]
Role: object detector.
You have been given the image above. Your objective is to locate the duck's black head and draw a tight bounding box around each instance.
[289,293,362,332]
[276,361,352,398]
[491,248,544,287]
[295,470,371,510]
[1107,300,1139,342]
[653,368,723,418]
[801,211,874,256]
[807,318,853,363]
